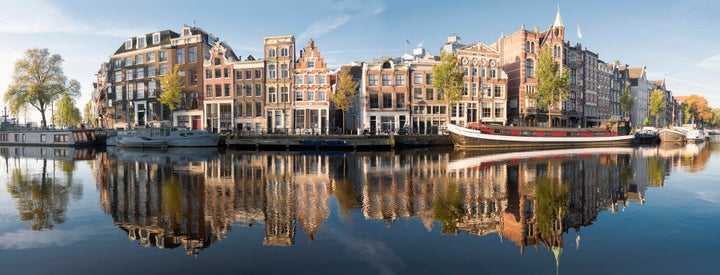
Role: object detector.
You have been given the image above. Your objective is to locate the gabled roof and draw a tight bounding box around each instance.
[628,68,644,79]
[114,30,178,55]
[650,79,665,87]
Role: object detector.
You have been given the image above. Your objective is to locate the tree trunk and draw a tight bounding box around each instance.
[41,111,47,128]
[341,111,345,135]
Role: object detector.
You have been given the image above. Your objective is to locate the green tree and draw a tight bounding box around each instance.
[648,89,665,127]
[83,100,96,128]
[432,51,464,125]
[330,66,358,134]
[433,182,464,235]
[3,48,77,128]
[619,81,634,120]
[53,79,82,128]
[534,45,569,127]
[159,65,182,112]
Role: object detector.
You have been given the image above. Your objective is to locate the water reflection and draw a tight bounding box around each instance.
[1,146,92,230]
[82,142,716,258]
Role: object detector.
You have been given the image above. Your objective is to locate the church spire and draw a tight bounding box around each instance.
[553,6,564,28]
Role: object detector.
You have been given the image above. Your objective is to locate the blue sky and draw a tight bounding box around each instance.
[1,0,718,123]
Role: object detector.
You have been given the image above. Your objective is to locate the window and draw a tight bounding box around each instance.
[414,73,422,84]
[368,74,378,86]
[463,66,468,76]
[570,69,577,84]
[426,88,434,100]
[245,84,252,97]
[280,64,288,78]
[206,85,212,97]
[116,85,124,100]
[148,67,156,77]
[125,39,133,50]
[268,87,276,103]
[307,61,315,68]
[236,71,243,79]
[472,67,478,77]
[482,102,491,117]
[369,93,379,108]
[126,70,133,81]
[414,88,422,99]
[318,90,326,101]
[255,102,262,117]
[136,68,144,79]
[177,48,185,64]
[137,82,145,99]
[463,83,468,96]
[215,84,222,97]
[247,102,254,117]
[472,83,478,97]
[113,59,121,68]
[494,103,505,118]
[224,68,230,78]
[135,55,144,65]
[307,90,314,101]
[147,52,155,63]
[159,64,168,75]
[306,75,314,85]
[268,65,276,79]
[382,93,392,108]
[426,74,433,84]
[255,70,261,79]
[255,84,262,96]
[224,84,230,97]
[124,57,132,67]
[396,93,405,108]
[149,82,156,98]
[159,51,167,62]
[114,71,122,82]
[525,59,534,77]
[281,48,289,57]
[237,103,243,117]
[137,36,146,49]
[127,83,134,100]
[206,69,212,79]
[295,90,303,101]
[281,87,289,103]
[490,69,497,78]
[382,74,391,86]
[494,86,503,98]
[215,69,221,78]
[318,75,326,85]
[295,75,303,85]
[482,84,491,97]
[189,47,197,62]
[152,33,160,44]
[295,110,305,129]
[481,68,486,77]
[268,49,276,57]
[395,74,405,86]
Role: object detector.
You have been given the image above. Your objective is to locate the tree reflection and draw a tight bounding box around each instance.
[647,157,667,187]
[535,175,568,245]
[6,159,71,230]
[433,182,464,235]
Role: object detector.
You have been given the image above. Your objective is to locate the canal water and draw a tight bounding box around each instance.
[1,139,719,275]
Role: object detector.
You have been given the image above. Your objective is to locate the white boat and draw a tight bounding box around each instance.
[685,129,705,144]
[0,128,98,147]
[446,123,634,149]
[108,126,220,147]
[658,128,686,143]
[116,135,167,148]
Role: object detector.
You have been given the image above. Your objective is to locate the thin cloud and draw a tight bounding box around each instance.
[299,0,386,40]
[328,229,405,275]
[0,227,102,249]
[0,0,145,38]
[697,54,720,69]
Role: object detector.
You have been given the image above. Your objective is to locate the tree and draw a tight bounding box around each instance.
[682,94,712,125]
[330,66,358,134]
[619,81,634,119]
[159,65,182,112]
[534,45,569,127]
[83,100,96,128]
[432,51,464,125]
[54,92,82,128]
[648,89,665,127]
[3,48,77,128]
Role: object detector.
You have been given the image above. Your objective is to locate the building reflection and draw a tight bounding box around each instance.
[90,143,711,257]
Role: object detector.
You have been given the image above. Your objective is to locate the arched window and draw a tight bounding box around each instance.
[525,59,534,77]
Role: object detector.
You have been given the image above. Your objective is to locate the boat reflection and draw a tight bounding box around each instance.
[90,144,710,258]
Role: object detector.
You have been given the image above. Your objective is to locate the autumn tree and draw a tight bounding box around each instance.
[159,65,182,112]
[682,94,712,125]
[432,51,464,126]
[534,45,569,127]
[619,81,634,120]
[648,89,665,127]
[3,48,78,128]
[330,66,358,134]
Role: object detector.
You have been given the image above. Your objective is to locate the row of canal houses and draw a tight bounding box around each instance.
[94,9,682,134]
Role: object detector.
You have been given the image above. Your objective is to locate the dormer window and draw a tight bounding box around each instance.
[125,39,133,50]
[183,27,191,36]
[308,52,313,57]
[136,36,146,49]
[152,33,161,44]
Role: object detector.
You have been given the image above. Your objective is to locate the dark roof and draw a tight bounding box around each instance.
[113,29,179,55]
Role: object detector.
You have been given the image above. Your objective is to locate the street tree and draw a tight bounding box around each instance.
[329,66,358,134]
[3,48,78,128]
[682,94,711,125]
[432,51,464,126]
[159,65,182,112]
[54,90,82,128]
[83,100,95,128]
[619,81,634,120]
[648,89,665,127]
[534,45,569,127]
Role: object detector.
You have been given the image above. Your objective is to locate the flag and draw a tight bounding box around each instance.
[405,39,410,45]
[577,25,582,39]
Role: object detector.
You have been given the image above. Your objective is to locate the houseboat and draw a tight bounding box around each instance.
[0,128,98,147]
[658,128,686,143]
[634,127,660,144]
[107,126,220,147]
[446,123,634,149]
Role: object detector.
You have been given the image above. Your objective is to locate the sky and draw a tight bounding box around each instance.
[1,0,719,124]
